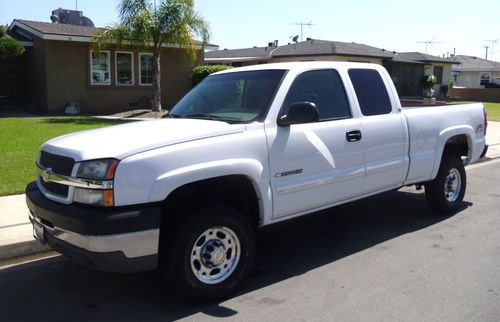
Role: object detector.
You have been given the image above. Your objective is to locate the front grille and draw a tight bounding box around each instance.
[38,151,75,198]
[39,151,75,177]
[40,178,69,197]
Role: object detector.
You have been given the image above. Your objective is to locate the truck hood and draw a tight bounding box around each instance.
[41,119,246,161]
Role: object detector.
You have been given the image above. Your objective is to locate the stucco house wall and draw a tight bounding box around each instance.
[40,40,198,113]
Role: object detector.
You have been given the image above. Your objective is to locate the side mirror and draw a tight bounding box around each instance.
[278,102,319,127]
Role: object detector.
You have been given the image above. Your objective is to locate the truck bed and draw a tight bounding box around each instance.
[402,103,486,184]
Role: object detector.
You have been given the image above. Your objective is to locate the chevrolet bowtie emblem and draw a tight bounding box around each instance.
[41,168,53,182]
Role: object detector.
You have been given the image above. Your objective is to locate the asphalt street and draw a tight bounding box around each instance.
[1,160,499,322]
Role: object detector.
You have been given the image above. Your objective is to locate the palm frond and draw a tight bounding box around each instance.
[118,0,150,21]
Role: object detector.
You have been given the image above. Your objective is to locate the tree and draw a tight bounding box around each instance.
[93,0,210,111]
[0,26,25,59]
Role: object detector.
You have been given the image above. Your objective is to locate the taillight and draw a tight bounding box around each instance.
[483,107,488,136]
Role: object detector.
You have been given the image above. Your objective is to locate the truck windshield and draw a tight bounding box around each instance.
[167,70,286,123]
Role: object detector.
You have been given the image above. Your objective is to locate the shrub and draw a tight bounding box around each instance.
[441,85,449,97]
[485,82,500,88]
[192,65,233,86]
[422,74,437,89]
[0,34,25,59]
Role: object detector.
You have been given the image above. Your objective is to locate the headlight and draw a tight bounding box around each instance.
[74,188,114,207]
[76,159,118,180]
[74,158,118,207]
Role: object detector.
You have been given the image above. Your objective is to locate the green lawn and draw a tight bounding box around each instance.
[448,101,500,121]
[0,117,130,196]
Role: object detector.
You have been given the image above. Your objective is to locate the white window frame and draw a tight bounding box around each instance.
[89,50,111,86]
[115,51,134,86]
[139,52,154,86]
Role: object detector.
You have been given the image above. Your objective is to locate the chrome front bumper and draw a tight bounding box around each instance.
[29,213,159,258]
[26,181,161,273]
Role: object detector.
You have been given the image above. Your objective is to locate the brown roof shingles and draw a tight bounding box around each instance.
[16,19,102,37]
[12,19,217,47]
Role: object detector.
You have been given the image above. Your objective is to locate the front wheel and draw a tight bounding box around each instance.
[425,155,466,213]
[160,205,255,302]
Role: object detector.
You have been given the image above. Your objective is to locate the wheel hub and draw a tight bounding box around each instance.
[444,168,461,202]
[190,226,241,285]
[201,240,226,267]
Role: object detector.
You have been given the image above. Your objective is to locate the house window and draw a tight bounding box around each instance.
[139,53,153,85]
[480,73,490,86]
[115,52,134,85]
[433,66,444,84]
[90,50,110,85]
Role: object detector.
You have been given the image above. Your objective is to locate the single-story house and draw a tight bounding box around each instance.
[450,55,500,88]
[2,10,218,113]
[388,52,457,97]
[205,39,458,98]
[205,39,395,66]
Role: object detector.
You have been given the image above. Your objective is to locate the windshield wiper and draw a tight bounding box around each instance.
[183,113,226,121]
[167,112,243,123]
[164,113,181,118]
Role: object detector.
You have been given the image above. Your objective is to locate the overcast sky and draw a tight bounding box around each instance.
[1,0,499,61]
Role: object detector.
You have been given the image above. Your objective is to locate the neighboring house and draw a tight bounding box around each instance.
[205,39,395,66]
[2,9,217,113]
[205,39,458,98]
[391,52,458,97]
[450,55,500,88]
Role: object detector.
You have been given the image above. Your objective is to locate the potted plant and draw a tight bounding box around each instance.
[422,74,437,98]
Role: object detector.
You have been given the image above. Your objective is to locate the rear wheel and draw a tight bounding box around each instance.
[425,155,466,213]
[161,205,255,302]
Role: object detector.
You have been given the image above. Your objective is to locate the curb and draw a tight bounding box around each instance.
[0,238,52,261]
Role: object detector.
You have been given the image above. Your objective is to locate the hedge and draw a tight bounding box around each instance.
[192,65,233,86]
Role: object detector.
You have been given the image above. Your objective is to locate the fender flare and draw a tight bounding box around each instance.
[431,125,473,179]
[149,158,272,225]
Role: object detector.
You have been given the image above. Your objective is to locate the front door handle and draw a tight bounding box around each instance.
[346,130,362,142]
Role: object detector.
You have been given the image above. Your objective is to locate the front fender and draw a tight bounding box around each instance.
[150,158,264,200]
[149,158,273,226]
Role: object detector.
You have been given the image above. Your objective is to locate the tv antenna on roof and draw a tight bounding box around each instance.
[484,39,499,61]
[416,38,442,53]
[292,21,314,42]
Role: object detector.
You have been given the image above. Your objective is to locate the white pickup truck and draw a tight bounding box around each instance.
[26,62,487,301]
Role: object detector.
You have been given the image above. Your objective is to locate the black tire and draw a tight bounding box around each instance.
[425,154,466,213]
[160,205,255,302]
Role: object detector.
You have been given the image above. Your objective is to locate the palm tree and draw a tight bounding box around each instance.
[93,0,210,111]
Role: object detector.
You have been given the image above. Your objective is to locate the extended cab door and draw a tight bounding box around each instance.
[347,68,408,193]
[267,69,365,219]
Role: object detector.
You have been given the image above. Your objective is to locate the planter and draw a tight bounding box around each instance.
[424,88,435,98]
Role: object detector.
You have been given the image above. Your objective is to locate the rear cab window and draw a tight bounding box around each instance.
[348,69,392,116]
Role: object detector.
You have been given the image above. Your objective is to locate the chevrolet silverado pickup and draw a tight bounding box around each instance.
[26,62,488,301]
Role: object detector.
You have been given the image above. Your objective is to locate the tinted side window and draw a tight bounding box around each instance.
[348,69,392,116]
[283,69,351,121]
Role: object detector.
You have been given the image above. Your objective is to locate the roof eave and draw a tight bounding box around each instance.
[8,20,217,50]
[205,56,270,62]
[272,52,391,59]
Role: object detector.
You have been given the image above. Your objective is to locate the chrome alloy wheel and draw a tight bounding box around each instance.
[190,226,241,285]
[444,168,461,202]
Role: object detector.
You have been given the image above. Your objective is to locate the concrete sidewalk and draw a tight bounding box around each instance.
[1,121,500,262]
[0,194,51,260]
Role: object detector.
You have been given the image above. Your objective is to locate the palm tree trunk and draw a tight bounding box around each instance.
[151,49,161,111]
